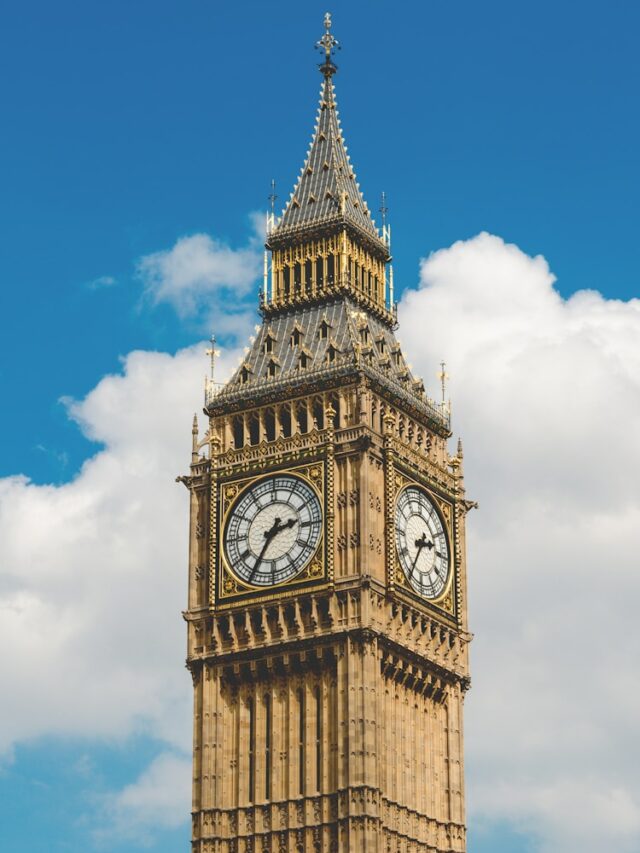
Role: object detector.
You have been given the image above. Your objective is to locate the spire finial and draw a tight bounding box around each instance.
[380,191,388,228]
[438,360,449,405]
[206,333,218,382]
[268,179,277,216]
[316,12,340,77]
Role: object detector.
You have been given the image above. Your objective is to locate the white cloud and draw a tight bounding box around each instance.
[0,342,240,756]
[94,752,191,846]
[137,230,261,323]
[399,232,640,853]
[87,275,117,290]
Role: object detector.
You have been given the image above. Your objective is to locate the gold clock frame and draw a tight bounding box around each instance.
[213,460,329,607]
[389,470,457,619]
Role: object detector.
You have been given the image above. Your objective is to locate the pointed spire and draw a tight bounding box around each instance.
[269,14,387,254]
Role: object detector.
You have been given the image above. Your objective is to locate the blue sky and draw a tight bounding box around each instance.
[1,2,639,852]
[2,0,639,483]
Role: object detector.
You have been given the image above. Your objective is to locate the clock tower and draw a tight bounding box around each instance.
[182,15,472,853]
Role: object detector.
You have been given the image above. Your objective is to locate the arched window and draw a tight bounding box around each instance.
[305,259,313,294]
[297,402,308,433]
[312,398,324,430]
[327,255,335,285]
[232,415,244,449]
[264,408,276,442]
[249,413,260,446]
[280,404,292,438]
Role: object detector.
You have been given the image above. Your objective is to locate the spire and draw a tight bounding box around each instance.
[269,14,386,253]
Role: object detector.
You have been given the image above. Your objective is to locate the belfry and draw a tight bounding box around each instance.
[182,14,472,852]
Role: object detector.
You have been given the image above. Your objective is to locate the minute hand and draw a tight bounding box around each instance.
[249,518,280,582]
[249,517,296,582]
[409,531,437,579]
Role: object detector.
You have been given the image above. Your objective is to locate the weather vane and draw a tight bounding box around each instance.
[316,12,340,76]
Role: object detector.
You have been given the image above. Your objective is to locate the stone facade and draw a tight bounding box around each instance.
[180,16,472,853]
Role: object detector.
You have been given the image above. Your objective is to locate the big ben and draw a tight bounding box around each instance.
[182,14,472,853]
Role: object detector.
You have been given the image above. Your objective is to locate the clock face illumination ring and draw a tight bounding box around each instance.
[395,486,450,600]
[223,474,323,587]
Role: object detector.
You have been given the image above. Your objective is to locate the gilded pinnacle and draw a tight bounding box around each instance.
[316,11,340,76]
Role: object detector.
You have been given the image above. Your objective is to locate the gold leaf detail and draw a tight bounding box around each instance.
[308,559,323,577]
[224,485,239,501]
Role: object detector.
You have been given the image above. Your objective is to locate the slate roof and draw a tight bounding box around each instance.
[233,297,397,382]
[208,295,449,434]
[269,76,386,252]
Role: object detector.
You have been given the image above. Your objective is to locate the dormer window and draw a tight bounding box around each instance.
[377,336,385,354]
[290,327,303,347]
[326,344,338,364]
[359,326,370,345]
[299,351,310,369]
[319,319,331,340]
[240,366,250,385]
[263,332,277,354]
[266,359,278,378]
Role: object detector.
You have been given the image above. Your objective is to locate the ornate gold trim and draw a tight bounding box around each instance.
[391,475,456,617]
[214,461,328,606]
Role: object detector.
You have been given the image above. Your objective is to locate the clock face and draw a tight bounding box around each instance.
[395,486,450,599]
[224,474,323,587]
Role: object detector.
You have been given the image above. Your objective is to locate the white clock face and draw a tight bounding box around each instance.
[395,486,450,599]
[224,474,323,587]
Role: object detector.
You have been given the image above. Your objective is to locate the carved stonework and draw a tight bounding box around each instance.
[185,15,471,853]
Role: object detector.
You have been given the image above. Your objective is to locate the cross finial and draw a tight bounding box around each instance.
[316,11,340,77]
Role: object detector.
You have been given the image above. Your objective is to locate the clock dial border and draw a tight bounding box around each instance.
[389,470,457,619]
[214,461,328,606]
[395,484,451,601]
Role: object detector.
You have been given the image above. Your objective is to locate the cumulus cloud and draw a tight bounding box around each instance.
[0,343,239,786]
[137,228,261,326]
[94,752,191,846]
[399,232,640,853]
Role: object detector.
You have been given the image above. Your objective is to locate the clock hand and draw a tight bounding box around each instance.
[249,517,298,582]
[249,518,282,581]
[409,532,428,579]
